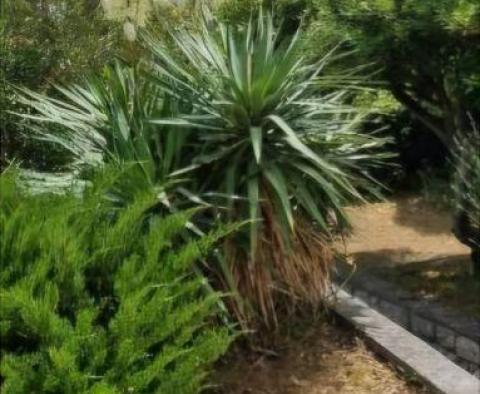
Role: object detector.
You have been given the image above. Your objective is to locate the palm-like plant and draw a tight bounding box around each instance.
[15,10,391,331]
[16,61,185,200]
[142,11,391,328]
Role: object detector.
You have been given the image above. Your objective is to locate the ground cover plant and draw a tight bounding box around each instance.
[0,168,235,393]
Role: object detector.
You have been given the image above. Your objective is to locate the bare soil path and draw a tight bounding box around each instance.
[342,195,470,267]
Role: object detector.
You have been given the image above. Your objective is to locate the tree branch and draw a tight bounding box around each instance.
[389,82,451,147]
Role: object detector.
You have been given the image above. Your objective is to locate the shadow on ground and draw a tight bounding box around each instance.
[352,248,418,267]
[355,254,480,318]
[392,196,453,236]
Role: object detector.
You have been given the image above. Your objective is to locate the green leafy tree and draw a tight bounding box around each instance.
[0,168,235,393]
[0,0,121,169]
[309,0,480,147]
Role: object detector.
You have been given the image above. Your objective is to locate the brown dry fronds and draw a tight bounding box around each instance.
[223,208,334,337]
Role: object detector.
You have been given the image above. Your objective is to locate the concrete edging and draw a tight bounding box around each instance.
[338,270,480,376]
[331,288,480,394]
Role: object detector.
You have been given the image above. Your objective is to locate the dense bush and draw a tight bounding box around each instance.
[213,0,312,25]
[309,0,480,148]
[0,169,234,393]
[0,0,122,169]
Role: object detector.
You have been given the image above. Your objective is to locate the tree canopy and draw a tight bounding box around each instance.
[310,0,480,146]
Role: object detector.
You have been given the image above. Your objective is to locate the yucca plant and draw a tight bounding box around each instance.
[15,60,186,200]
[452,122,480,279]
[142,11,391,329]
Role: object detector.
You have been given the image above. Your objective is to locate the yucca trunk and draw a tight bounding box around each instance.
[223,192,333,333]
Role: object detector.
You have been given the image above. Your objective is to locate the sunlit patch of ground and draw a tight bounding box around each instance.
[342,195,469,267]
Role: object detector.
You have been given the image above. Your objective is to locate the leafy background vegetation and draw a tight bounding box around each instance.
[0,0,125,168]
[1,0,479,392]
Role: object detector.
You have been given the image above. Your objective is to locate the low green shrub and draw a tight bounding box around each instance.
[0,170,234,393]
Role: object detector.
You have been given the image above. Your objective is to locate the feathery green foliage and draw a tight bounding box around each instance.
[0,169,234,393]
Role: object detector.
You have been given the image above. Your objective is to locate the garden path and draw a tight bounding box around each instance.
[342,195,470,268]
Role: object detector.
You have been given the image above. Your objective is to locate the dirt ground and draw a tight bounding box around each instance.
[212,322,428,394]
[342,195,479,317]
[341,195,470,267]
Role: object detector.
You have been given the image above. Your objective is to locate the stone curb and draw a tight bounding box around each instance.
[337,269,480,376]
[331,288,480,394]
